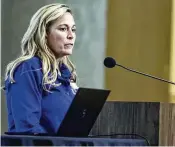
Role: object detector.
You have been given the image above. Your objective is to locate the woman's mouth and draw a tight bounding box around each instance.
[64,43,73,48]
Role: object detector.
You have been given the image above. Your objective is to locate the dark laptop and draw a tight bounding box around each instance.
[56,87,111,137]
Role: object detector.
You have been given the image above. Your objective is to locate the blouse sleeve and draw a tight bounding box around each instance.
[6,61,46,133]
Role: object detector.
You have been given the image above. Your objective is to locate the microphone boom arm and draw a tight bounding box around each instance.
[116,64,175,85]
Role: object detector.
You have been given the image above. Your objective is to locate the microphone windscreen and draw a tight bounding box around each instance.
[104,57,116,68]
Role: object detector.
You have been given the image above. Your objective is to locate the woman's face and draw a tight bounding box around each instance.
[47,12,76,58]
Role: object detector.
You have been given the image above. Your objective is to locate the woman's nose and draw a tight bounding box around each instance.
[67,31,73,40]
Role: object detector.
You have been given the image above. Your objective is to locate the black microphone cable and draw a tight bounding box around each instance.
[117,63,175,85]
[89,133,150,146]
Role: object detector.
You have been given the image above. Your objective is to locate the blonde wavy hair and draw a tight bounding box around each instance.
[5,3,77,91]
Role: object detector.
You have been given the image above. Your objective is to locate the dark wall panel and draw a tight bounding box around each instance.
[90,102,160,145]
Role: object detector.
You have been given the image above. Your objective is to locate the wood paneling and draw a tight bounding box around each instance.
[159,0,175,145]
[159,103,175,145]
[105,0,171,102]
[90,102,160,145]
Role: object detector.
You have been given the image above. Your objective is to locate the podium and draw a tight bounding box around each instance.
[1,134,148,146]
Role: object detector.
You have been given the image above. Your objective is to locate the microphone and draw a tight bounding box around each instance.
[104,57,175,85]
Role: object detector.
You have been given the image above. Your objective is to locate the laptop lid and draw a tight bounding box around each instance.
[56,88,110,137]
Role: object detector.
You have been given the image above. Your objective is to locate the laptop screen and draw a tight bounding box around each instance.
[56,88,111,137]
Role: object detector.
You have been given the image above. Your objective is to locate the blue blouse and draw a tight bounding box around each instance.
[4,56,77,134]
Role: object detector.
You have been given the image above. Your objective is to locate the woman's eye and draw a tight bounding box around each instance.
[59,28,67,31]
[72,28,76,32]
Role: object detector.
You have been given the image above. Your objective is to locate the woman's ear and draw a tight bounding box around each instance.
[45,30,49,39]
[45,26,50,38]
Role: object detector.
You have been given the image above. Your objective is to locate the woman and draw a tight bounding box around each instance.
[4,3,78,134]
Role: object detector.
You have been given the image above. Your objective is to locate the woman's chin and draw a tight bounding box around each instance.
[63,51,72,56]
[55,52,72,58]
[63,49,73,55]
